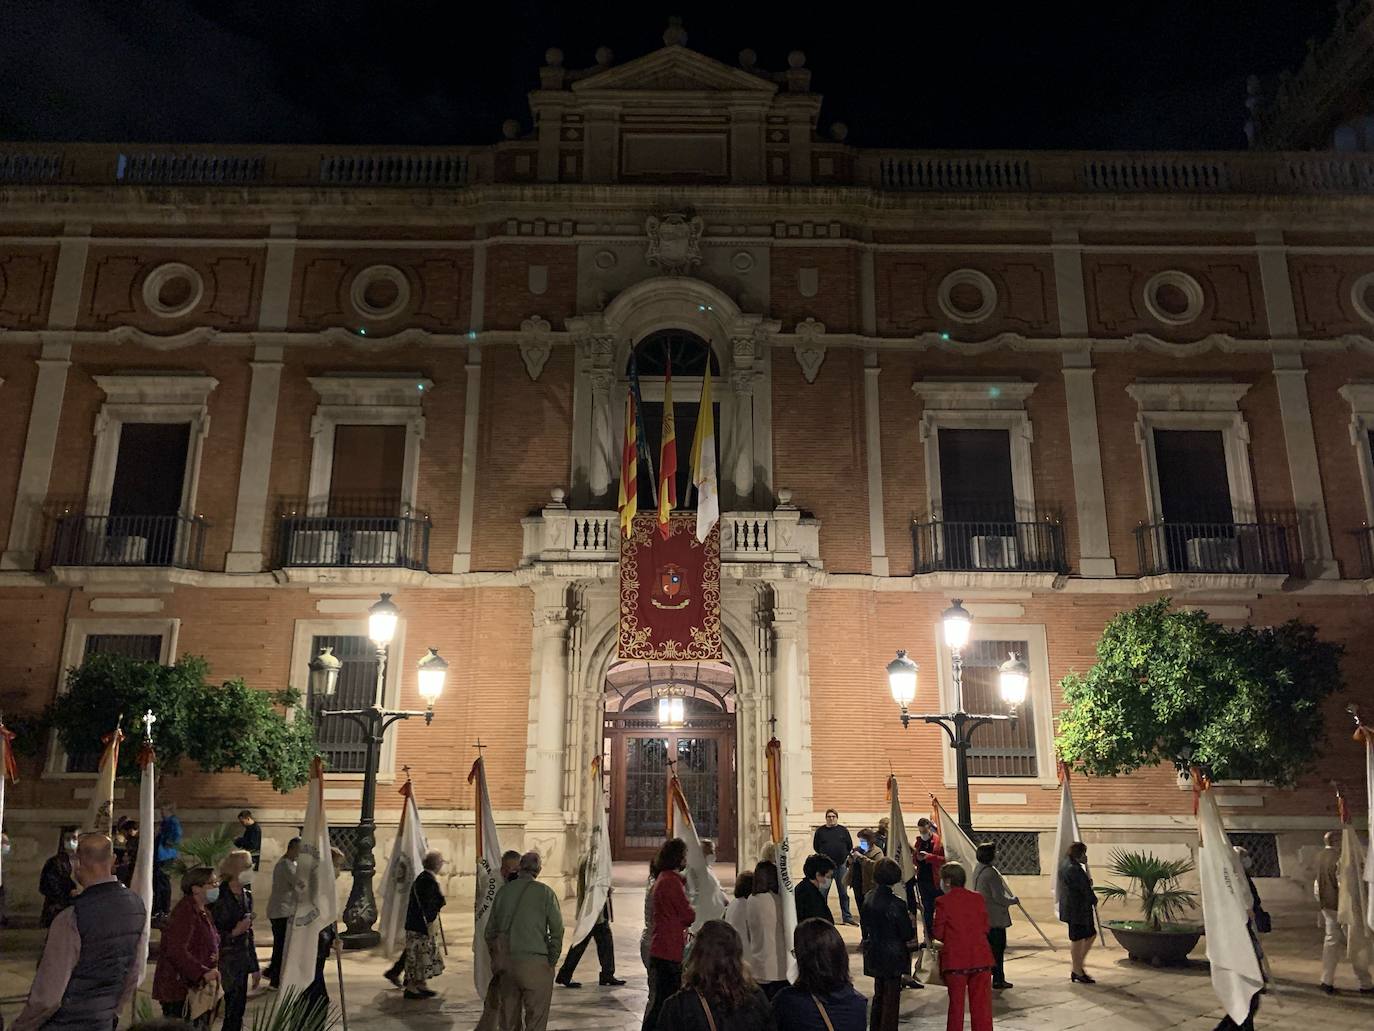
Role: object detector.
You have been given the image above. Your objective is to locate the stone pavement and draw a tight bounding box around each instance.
[1,865,1370,1029]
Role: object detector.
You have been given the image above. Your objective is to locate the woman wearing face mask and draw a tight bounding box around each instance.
[794,854,837,924]
[211,849,260,1031]
[39,826,79,928]
[153,866,222,1027]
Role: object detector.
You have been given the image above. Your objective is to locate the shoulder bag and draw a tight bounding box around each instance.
[695,990,718,1031]
[810,995,836,1031]
[489,879,534,978]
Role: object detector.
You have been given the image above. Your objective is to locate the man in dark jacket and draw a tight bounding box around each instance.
[13,832,147,1031]
[812,809,857,925]
[794,854,836,924]
[233,809,262,870]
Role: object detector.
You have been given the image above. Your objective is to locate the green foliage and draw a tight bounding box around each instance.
[47,653,318,792]
[249,986,340,1030]
[1095,849,1198,931]
[170,824,237,879]
[1055,600,1343,785]
[1,712,47,758]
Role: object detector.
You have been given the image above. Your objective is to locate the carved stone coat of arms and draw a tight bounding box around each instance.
[645,213,704,274]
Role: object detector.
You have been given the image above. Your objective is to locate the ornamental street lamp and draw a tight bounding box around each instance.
[886,598,1020,839]
[315,592,446,949]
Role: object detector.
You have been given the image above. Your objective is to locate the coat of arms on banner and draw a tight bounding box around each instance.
[619,512,721,660]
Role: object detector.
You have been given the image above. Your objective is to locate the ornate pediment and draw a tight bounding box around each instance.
[573,46,778,95]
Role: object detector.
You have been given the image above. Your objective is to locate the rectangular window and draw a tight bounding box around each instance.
[636,401,720,513]
[328,424,406,516]
[979,831,1040,875]
[307,635,379,774]
[961,638,1038,778]
[1153,429,1232,523]
[938,428,1015,521]
[66,633,165,773]
[109,423,190,517]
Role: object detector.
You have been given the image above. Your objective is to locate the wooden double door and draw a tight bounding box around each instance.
[606,715,736,863]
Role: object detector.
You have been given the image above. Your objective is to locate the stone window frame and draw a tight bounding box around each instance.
[288,616,407,783]
[44,617,181,779]
[910,379,1038,521]
[933,620,1057,788]
[86,375,219,517]
[1125,381,1256,526]
[306,376,431,514]
[1337,383,1374,526]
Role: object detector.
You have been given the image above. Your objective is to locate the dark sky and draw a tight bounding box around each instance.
[0,0,1342,150]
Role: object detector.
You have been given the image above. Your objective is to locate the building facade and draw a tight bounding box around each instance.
[2,22,1374,911]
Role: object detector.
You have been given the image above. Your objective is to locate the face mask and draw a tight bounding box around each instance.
[1,841,10,857]
[239,869,256,886]
[817,875,832,892]
[858,840,870,853]
[204,886,221,904]
[64,839,78,853]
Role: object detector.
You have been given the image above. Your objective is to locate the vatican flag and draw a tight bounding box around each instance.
[281,758,339,996]
[83,722,124,835]
[1197,777,1264,1024]
[379,779,428,953]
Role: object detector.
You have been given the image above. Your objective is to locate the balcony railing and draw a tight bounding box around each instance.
[1135,520,1298,577]
[277,510,430,570]
[520,496,821,567]
[912,514,1066,574]
[50,513,208,570]
[1352,527,1374,579]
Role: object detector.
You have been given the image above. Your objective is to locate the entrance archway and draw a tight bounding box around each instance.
[603,660,737,863]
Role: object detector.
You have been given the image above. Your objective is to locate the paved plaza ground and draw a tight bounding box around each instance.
[1,864,1370,1029]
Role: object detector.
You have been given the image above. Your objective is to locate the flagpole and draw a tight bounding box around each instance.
[333,943,350,1031]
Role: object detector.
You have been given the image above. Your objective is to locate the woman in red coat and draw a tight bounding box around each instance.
[153,867,222,1028]
[643,838,695,1031]
[931,862,995,1031]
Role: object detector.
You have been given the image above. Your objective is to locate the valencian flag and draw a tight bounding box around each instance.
[669,767,726,929]
[84,720,124,835]
[379,777,429,953]
[618,512,721,660]
[657,357,678,539]
[886,775,915,884]
[618,390,639,535]
[282,757,339,996]
[1197,772,1264,1024]
[468,756,504,997]
[766,737,798,978]
[690,364,719,543]
[571,758,614,944]
[0,718,17,892]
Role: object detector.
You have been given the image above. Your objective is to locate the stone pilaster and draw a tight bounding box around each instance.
[1272,354,1337,578]
[1060,352,1117,577]
[225,347,285,572]
[528,580,574,817]
[1,343,72,570]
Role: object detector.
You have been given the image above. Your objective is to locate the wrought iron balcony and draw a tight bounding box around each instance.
[50,512,209,570]
[1135,519,1298,577]
[276,503,430,570]
[912,513,1066,574]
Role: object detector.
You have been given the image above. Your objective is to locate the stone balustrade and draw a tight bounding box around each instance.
[520,492,821,567]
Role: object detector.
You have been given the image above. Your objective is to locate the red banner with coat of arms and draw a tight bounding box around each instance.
[619,512,721,660]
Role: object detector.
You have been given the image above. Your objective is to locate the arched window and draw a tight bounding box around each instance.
[628,331,721,510]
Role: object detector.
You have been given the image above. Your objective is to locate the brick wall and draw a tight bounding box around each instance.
[484,243,577,331]
[770,246,859,333]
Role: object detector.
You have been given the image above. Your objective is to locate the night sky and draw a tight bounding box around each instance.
[0,1,1343,151]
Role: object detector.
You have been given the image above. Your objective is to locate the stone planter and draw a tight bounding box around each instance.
[1104,921,1202,966]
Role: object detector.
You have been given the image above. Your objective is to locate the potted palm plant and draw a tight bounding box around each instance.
[1095,849,1201,966]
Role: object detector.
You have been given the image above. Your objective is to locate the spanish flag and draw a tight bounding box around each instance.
[618,389,638,535]
[657,358,677,539]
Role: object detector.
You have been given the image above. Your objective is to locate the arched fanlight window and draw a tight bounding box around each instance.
[630,330,719,377]
[628,330,721,510]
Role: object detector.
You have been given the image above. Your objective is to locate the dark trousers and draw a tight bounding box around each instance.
[916,880,943,939]
[265,917,288,985]
[870,975,902,1031]
[642,957,681,1031]
[153,864,172,917]
[558,920,615,981]
[222,969,249,1031]
[988,927,1007,983]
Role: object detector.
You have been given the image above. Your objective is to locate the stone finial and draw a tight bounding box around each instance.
[502,119,521,140]
[739,48,757,68]
[788,49,807,69]
[663,16,688,46]
[776,488,795,508]
[830,122,849,142]
[595,45,613,66]
[544,47,564,67]
[549,487,567,507]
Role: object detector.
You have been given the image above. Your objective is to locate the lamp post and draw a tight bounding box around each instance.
[310,592,447,949]
[886,599,1024,839]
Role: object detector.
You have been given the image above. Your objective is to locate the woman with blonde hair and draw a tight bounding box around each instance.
[211,849,259,1031]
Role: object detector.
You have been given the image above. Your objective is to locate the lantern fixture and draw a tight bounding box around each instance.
[368,592,399,648]
[308,646,342,699]
[886,649,918,710]
[998,651,1029,712]
[941,598,972,651]
[416,648,449,710]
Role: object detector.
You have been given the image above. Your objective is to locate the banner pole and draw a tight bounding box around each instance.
[334,942,350,1031]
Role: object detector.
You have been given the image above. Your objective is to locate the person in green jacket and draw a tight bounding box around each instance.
[485,851,564,1031]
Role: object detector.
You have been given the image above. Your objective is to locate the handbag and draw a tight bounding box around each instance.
[489,879,533,978]
[186,977,224,1021]
[811,995,836,1031]
[925,942,945,986]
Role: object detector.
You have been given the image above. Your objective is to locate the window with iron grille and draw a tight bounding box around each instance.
[308,635,379,774]
[329,826,360,870]
[977,831,1040,875]
[961,638,1037,778]
[1228,832,1281,878]
[66,633,164,773]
